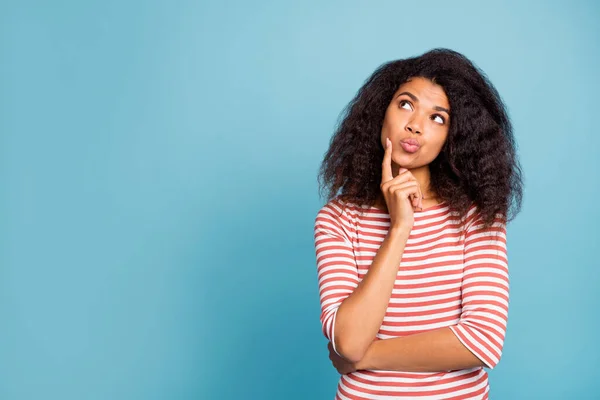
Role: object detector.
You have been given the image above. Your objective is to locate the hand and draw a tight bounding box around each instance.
[380,137,423,231]
[328,341,358,375]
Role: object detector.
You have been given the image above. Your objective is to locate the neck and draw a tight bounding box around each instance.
[394,164,436,199]
[374,164,439,210]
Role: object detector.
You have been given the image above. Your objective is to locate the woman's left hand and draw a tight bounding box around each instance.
[328,342,358,375]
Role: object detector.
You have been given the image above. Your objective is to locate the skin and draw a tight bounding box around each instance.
[375,76,451,211]
[328,327,485,374]
[328,77,485,373]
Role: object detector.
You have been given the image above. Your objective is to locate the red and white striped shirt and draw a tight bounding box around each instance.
[313,197,509,399]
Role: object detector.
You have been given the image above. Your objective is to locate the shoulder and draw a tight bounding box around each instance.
[314,196,345,224]
[314,196,370,222]
[314,196,370,238]
[461,202,507,241]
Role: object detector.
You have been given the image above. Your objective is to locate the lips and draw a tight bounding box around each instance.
[401,138,420,146]
[400,138,420,153]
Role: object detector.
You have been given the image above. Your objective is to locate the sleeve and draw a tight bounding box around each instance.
[313,200,359,356]
[449,211,509,369]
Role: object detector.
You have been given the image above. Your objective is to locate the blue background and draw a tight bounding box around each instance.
[2,0,599,399]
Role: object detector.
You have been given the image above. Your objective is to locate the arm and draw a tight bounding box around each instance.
[355,327,484,372]
[314,199,410,363]
[355,212,509,371]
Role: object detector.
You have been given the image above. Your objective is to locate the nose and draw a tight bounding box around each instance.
[406,118,422,135]
[406,125,421,134]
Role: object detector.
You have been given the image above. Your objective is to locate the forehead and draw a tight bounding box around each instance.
[395,77,449,107]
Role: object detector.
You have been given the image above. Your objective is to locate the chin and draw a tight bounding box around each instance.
[392,154,417,168]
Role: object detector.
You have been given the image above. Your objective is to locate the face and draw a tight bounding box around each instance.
[380,77,450,171]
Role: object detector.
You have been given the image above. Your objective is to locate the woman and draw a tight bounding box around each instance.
[313,48,523,399]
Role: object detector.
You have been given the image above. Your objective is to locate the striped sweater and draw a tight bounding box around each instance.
[313,197,509,399]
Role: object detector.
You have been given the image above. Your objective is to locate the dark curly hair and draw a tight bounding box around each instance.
[317,48,523,227]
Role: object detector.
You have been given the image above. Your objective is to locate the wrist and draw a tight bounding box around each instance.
[388,226,411,240]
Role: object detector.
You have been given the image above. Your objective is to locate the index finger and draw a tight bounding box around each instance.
[381,137,393,183]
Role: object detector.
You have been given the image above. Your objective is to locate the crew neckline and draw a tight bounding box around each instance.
[368,200,448,213]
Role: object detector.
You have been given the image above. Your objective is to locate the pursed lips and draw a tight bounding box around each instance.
[400,138,420,148]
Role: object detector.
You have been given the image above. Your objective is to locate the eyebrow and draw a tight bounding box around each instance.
[397,91,450,115]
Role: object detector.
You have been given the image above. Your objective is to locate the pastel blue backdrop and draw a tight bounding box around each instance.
[2,0,599,399]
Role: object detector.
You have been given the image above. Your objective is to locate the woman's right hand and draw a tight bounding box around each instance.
[380,137,423,232]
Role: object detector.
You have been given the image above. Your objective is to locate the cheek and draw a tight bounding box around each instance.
[434,135,448,149]
[380,112,393,143]
[381,110,401,135]
[426,131,449,154]
[380,129,389,147]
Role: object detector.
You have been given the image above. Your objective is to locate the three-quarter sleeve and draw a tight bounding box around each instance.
[449,211,509,369]
[313,200,359,355]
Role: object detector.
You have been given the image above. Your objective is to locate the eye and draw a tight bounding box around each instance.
[432,114,446,124]
[399,100,413,110]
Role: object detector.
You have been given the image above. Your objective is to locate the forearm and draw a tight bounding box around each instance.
[355,327,485,372]
[334,227,410,362]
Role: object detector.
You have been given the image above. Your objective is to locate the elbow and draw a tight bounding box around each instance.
[475,347,503,370]
[329,308,373,363]
[485,339,505,370]
[334,335,368,364]
[450,323,505,370]
[484,351,503,370]
[484,359,498,370]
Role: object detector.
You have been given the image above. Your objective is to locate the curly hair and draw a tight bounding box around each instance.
[317,48,523,227]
